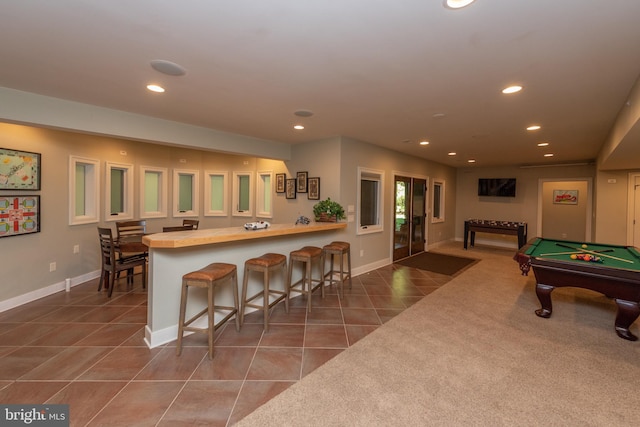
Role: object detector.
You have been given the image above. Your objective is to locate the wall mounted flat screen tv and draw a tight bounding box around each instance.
[478,178,516,197]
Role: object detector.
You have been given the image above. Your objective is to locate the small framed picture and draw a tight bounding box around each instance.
[0,148,41,190]
[286,179,297,199]
[0,195,40,238]
[296,171,308,193]
[275,173,286,193]
[307,177,320,200]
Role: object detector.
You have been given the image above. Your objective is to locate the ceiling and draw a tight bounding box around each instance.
[1,0,640,168]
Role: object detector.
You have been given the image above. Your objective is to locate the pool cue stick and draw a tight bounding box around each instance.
[555,243,633,263]
[539,251,582,256]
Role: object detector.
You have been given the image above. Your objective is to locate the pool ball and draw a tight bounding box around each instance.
[581,244,588,249]
[570,254,577,260]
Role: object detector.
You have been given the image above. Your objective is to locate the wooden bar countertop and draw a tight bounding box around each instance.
[142,222,347,249]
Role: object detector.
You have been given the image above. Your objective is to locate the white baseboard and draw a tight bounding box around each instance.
[0,269,101,313]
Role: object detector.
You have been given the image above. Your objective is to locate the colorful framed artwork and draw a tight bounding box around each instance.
[0,195,40,238]
[296,171,308,193]
[276,173,286,193]
[553,190,578,205]
[0,148,41,190]
[307,177,320,200]
[286,178,297,199]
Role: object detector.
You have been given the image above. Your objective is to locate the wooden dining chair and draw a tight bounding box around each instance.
[163,225,194,232]
[182,219,200,230]
[115,219,148,257]
[97,227,147,297]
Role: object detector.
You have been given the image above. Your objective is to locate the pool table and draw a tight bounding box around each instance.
[514,237,640,341]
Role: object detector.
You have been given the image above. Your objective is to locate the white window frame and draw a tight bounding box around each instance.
[232,171,254,217]
[256,170,273,218]
[357,167,384,235]
[105,161,134,221]
[69,156,100,225]
[432,180,445,223]
[173,169,199,217]
[204,170,228,217]
[140,165,168,219]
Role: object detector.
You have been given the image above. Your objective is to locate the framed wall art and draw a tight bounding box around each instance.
[286,178,297,199]
[276,173,286,193]
[296,171,308,193]
[307,177,320,200]
[0,195,40,238]
[553,190,578,205]
[0,148,41,190]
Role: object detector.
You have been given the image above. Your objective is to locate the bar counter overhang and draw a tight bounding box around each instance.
[142,222,347,348]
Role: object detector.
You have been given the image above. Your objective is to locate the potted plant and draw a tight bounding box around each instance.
[313,197,346,222]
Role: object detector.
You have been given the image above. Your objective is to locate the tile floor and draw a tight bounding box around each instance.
[0,262,452,426]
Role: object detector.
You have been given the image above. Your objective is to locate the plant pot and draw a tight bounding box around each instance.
[316,213,337,222]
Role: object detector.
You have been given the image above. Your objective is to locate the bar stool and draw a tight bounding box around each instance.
[287,246,324,312]
[323,241,353,297]
[176,263,240,360]
[240,253,288,331]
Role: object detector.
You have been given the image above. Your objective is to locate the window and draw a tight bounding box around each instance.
[69,156,100,225]
[357,167,384,235]
[232,172,253,217]
[105,161,134,221]
[432,180,445,223]
[140,166,168,219]
[173,169,199,217]
[256,171,273,218]
[204,171,228,216]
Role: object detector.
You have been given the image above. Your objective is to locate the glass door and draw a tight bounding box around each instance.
[393,176,427,261]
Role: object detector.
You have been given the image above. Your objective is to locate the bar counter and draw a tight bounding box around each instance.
[143,222,347,348]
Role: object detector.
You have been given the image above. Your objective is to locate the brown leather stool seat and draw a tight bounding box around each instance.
[176,262,240,360]
[287,246,324,312]
[241,253,288,331]
[323,241,353,297]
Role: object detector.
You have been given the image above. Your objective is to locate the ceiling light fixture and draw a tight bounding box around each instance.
[502,85,523,94]
[537,142,549,147]
[419,140,430,146]
[527,125,541,131]
[467,159,476,163]
[444,0,476,9]
[293,125,305,130]
[448,152,457,156]
[146,84,165,93]
[544,153,554,157]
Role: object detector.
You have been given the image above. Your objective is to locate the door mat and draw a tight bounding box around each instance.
[395,252,479,276]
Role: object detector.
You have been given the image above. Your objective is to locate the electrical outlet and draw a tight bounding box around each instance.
[73,244,80,254]
[49,262,57,272]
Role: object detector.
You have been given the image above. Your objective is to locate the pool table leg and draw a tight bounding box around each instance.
[613,299,639,341]
[534,283,554,318]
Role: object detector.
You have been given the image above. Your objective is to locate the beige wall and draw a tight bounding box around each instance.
[541,180,589,241]
[455,164,596,248]
[0,123,459,307]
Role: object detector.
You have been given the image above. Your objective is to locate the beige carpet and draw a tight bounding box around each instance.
[236,243,640,426]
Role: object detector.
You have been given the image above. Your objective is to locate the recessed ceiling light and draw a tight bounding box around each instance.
[537,142,549,147]
[294,110,314,117]
[444,0,476,9]
[544,153,554,157]
[293,124,305,130]
[419,140,430,146]
[432,113,446,119]
[467,159,476,163]
[150,60,186,76]
[448,152,457,156]
[146,84,165,93]
[502,85,523,94]
[527,125,541,131]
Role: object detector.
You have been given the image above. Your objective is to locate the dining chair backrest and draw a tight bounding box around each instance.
[182,219,199,230]
[163,225,194,232]
[116,220,146,240]
[97,226,147,297]
[97,226,117,269]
